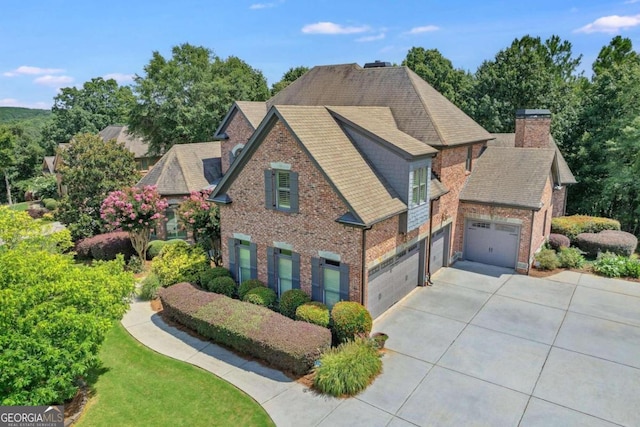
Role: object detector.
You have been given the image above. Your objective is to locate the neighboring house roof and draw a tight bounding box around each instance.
[268,63,492,147]
[213,105,406,226]
[42,156,55,174]
[137,142,222,196]
[214,101,267,138]
[327,106,438,158]
[98,125,150,158]
[489,133,576,185]
[460,147,558,210]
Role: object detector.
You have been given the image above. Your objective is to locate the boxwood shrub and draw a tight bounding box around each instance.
[204,276,236,297]
[551,215,620,241]
[331,301,373,343]
[199,267,232,287]
[238,279,265,300]
[75,231,135,261]
[296,302,330,328]
[548,233,570,251]
[575,230,638,257]
[158,283,331,375]
[243,286,277,307]
[313,338,382,397]
[279,289,311,319]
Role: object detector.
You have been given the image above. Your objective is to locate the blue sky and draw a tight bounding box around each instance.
[1,0,639,109]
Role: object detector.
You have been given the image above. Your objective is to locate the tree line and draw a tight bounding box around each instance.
[2,36,639,237]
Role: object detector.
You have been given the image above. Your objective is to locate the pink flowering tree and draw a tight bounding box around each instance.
[100,185,168,262]
[177,189,221,264]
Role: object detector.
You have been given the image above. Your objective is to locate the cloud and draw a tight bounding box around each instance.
[250,2,275,9]
[34,75,74,87]
[302,21,370,35]
[0,98,50,109]
[575,14,640,33]
[356,33,385,42]
[3,65,65,77]
[104,73,134,84]
[624,0,640,4]
[407,25,440,34]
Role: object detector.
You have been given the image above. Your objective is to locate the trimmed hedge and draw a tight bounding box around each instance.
[535,248,559,270]
[331,302,373,343]
[238,279,265,300]
[42,198,59,211]
[575,230,638,257]
[158,283,331,375]
[243,286,277,307]
[75,231,135,261]
[204,276,236,297]
[313,338,382,397]
[296,302,330,328]
[548,233,570,251]
[279,289,311,319]
[551,215,620,241]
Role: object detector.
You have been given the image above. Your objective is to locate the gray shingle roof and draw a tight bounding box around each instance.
[460,147,557,210]
[268,63,492,147]
[98,125,150,158]
[137,142,221,196]
[235,101,267,129]
[430,173,449,200]
[327,106,438,157]
[42,156,55,174]
[489,133,576,185]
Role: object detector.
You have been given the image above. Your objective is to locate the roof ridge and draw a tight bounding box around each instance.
[405,68,447,146]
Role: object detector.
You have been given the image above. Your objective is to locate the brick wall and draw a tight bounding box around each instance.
[219,119,364,302]
[530,175,554,258]
[432,142,485,263]
[220,110,256,175]
[515,116,551,149]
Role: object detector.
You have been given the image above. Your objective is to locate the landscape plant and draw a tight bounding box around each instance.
[535,248,560,270]
[557,247,585,269]
[330,302,373,344]
[243,286,277,308]
[204,276,236,298]
[295,302,330,328]
[575,230,638,257]
[150,240,209,287]
[551,215,621,241]
[313,338,382,397]
[101,185,168,261]
[279,289,311,319]
[592,252,627,278]
[238,279,265,300]
[177,189,221,263]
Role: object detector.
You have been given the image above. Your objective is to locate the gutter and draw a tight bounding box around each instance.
[527,210,535,274]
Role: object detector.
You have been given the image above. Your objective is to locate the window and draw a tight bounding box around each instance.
[165,207,187,239]
[311,258,349,309]
[265,169,299,212]
[411,167,428,206]
[267,247,300,296]
[465,146,473,171]
[228,238,257,282]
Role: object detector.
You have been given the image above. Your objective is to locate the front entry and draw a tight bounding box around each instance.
[464,220,519,268]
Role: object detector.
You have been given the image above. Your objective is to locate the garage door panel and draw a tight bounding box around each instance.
[465,220,519,269]
[430,225,449,275]
[368,245,421,319]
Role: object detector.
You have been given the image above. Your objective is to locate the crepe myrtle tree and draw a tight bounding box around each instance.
[101,185,168,261]
[177,189,221,264]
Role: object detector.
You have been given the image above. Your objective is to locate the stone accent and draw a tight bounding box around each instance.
[220,110,255,174]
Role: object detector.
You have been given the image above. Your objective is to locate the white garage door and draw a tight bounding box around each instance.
[430,224,450,275]
[464,220,519,269]
[367,243,421,319]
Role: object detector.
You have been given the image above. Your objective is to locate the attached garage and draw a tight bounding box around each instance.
[464,220,519,269]
[429,224,450,275]
[367,242,423,319]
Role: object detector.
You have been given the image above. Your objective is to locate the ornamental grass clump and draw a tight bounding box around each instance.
[330,301,373,343]
[535,248,559,270]
[313,338,382,397]
[279,289,311,319]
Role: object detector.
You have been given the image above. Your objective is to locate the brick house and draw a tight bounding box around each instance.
[209,63,576,319]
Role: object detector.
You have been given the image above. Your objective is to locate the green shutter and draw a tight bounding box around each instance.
[311,257,322,301]
[339,263,350,301]
[291,252,301,289]
[228,238,237,282]
[267,247,276,291]
[249,242,258,279]
[264,169,274,209]
[289,172,299,213]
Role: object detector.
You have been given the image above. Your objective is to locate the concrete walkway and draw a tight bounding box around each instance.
[121,262,640,426]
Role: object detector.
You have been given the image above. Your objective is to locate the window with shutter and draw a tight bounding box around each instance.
[267,247,300,297]
[264,169,299,213]
[311,257,349,309]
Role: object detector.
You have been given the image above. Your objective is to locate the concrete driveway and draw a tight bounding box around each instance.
[365,261,640,427]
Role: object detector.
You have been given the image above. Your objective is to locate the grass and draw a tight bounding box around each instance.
[76,323,274,427]
[6,201,30,211]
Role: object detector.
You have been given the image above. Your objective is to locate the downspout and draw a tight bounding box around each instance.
[425,199,435,286]
[527,210,535,274]
[360,226,370,305]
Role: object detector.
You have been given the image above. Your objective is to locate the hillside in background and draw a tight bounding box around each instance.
[0,107,50,123]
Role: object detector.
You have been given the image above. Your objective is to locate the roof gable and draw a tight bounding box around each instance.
[267,63,491,147]
[212,105,406,226]
[460,147,557,210]
[98,125,150,158]
[214,101,266,138]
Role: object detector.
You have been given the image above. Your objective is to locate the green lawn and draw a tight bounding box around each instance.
[6,201,30,211]
[77,324,274,427]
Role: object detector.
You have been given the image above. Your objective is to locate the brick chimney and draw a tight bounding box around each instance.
[514,109,551,148]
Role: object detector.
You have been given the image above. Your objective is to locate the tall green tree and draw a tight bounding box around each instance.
[41,77,135,150]
[0,126,16,204]
[470,35,583,148]
[55,133,139,240]
[129,43,269,155]
[402,47,474,112]
[270,66,309,96]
